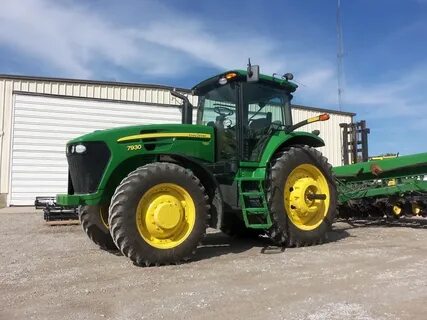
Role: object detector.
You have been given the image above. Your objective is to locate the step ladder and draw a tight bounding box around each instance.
[237,177,272,229]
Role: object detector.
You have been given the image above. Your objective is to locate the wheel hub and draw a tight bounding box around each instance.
[284,164,330,231]
[289,177,321,217]
[149,195,183,230]
[136,183,196,249]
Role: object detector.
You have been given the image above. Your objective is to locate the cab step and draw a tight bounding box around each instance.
[237,178,272,229]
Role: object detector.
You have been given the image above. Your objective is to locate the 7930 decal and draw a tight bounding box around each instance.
[127,144,142,151]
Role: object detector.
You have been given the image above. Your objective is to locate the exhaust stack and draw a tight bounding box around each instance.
[170,90,193,124]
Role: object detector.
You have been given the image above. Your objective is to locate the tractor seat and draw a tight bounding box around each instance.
[248,112,273,161]
[249,112,272,132]
[207,116,236,159]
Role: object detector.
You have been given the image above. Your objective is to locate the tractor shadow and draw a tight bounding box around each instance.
[193,228,350,262]
[337,217,427,230]
[193,232,273,262]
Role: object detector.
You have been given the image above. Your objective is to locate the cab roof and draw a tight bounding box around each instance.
[192,69,298,95]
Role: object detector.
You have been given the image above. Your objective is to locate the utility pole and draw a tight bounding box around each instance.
[337,0,345,111]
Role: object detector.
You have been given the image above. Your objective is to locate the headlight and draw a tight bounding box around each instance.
[218,77,227,85]
[75,144,87,154]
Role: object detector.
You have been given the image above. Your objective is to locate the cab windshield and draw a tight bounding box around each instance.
[197,83,237,127]
[197,81,292,161]
[197,83,237,160]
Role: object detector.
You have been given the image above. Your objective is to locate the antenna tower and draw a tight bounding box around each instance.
[337,0,345,111]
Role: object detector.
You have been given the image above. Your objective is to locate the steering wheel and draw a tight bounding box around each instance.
[223,118,233,128]
[213,104,234,116]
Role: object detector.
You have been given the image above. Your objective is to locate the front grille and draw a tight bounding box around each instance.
[67,142,111,194]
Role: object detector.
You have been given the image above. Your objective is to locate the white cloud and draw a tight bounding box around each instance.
[295,67,337,106]
[339,64,427,155]
[345,64,427,117]
[1,0,125,77]
[0,0,192,77]
[293,58,427,131]
[1,0,425,142]
[134,20,287,74]
[0,0,334,84]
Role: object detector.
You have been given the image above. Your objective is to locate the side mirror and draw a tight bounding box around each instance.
[247,65,259,82]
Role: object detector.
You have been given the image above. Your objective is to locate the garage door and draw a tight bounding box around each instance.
[10,94,191,205]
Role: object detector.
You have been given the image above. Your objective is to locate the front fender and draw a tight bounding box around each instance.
[165,154,224,229]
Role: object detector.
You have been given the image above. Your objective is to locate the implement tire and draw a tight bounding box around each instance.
[79,205,117,250]
[268,146,337,246]
[109,162,209,266]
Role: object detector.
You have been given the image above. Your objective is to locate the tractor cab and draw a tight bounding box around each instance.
[192,68,297,162]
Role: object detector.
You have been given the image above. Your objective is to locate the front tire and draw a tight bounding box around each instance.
[79,205,117,250]
[109,163,209,266]
[268,146,337,246]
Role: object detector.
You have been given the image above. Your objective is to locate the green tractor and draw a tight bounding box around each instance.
[56,64,337,266]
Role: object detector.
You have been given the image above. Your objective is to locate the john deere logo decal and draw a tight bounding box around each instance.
[117,132,211,143]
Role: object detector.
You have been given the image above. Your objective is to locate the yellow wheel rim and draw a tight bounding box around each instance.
[136,183,196,249]
[284,164,330,231]
[393,204,402,216]
[99,206,109,229]
[412,203,421,216]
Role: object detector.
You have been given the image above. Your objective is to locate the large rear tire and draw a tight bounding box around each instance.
[268,146,337,246]
[79,205,117,250]
[109,163,209,266]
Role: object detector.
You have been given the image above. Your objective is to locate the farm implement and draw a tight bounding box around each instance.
[335,153,427,219]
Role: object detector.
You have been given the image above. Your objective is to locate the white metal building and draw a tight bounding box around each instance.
[0,75,354,206]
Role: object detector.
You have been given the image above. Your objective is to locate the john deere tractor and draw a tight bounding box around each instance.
[56,64,337,266]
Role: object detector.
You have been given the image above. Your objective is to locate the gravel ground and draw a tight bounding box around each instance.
[1,207,427,320]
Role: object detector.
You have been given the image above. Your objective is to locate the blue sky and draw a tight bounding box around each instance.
[0,0,426,156]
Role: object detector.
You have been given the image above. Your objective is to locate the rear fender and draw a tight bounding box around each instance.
[259,132,325,167]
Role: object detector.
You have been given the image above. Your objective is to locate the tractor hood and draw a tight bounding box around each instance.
[59,123,215,207]
[68,124,213,145]
[66,123,215,164]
